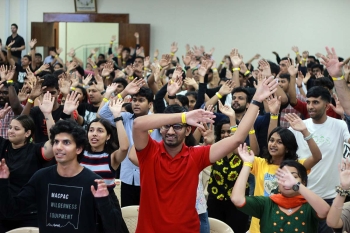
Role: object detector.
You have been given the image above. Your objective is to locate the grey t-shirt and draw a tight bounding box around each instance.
[341,202,350,232]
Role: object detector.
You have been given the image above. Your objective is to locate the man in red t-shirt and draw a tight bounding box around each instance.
[132,76,278,233]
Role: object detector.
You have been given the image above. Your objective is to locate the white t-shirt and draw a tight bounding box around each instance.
[289,117,350,199]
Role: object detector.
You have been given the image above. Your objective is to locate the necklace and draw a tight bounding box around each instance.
[288,208,293,213]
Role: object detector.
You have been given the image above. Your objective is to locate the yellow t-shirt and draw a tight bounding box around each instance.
[248,157,306,233]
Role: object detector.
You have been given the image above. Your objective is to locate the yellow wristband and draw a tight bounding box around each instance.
[232,68,241,71]
[296,52,300,55]
[110,41,113,44]
[27,98,34,104]
[212,68,218,72]
[128,76,134,80]
[231,128,237,132]
[244,70,250,76]
[144,67,149,71]
[170,52,175,56]
[55,55,58,58]
[220,61,224,65]
[6,80,13,84]
[117,93,123,100]
[122,61,126,64]
[7,47,11,51]
[332,76,344,81]
[70,87,76,91]
[105,76,110,79]
[249,130,255,135]
[148,129,153,134]
[92,65,97,69]
[103,98,109,102]
[181,112,187,124]
[154,58,158,61]
[244,162,253,168]
[271,115,279,120]
[117,55,121,58]
[216,92,223,99]
[302,58,307,61]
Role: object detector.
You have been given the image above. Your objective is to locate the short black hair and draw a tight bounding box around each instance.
[113,77,128,88]
[52,69,65,79]
[13,115,35,143]
[132,86,154,103]
[122,103,133,113]
[279,73,290,82]
[308,56,316,61]
[311,64,324,72]
[280,160,308,186]
[35,53,42,58]
[267,61,280,76]
[232,87,252,102]
[74,86,88,103]
[176,95,189,109]
[135,56,144,61]
[11,24,18,29]
[98,54,106,60]
[314,77,334,90]
[215,119,231,142]
[23,55,32,62]
[122,47,131,53]
[185,91,198,100]
[97,60,107,67]
[48,47,56,52]
[307,62,316,69]
[306,86,331,103]
[42,74,59,90]
[50,119,87,161]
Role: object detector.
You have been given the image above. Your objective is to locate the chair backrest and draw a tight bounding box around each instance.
[209,217,234,233]
[114,179,122,203]
[6,227,39,233]
[121,205,139,233]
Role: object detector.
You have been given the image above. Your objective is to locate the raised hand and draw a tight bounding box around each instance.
[91,179,109,198]
[115,70,126,79]
[339,158,350,189]
[237,143,254,163]
[296,71,304,87]
[102,62,114,77]
[123,78,145,95]
[276,166,298,189]
[184,109,215,129]
[111,35,116,42]
[208,47,215,56]
[5,65,16,81]
[38,91,55,114]
[58,73,72,96]
[0,159,10,179]
[159,54,171,68]
[344,63,350,75]
[0,65,7,80]
[56,48,63,55]
[230,48,242,67]
[198,60,211,77]
[167,76,183,96]
[134,32,139,39]
[0,103,11,119]
[253,54,261,60]
[258,60,272,76]
[39,63,50,72]
[68,48,76,57]
[318,47,343,77]
[29,78,45,99]
[63,91,80,115]
[287,58,299,76]
[136,47,145,57]
[105,83,118,95]
[144,56,150,68]
[266,94,281,114]
[253,76,278,102]
[218,101,236,119]
[182,54,191,66]
[170,42,178,54]
[190,57,200,69]
[67,61,78,73]
[108,98,124,118]
[18,88,29,102]
[93,74,105,92]
[82,73,93,87]
[199,123,215,145]
[291,46,299,54]
[153,49,159,59]
[172,66,183,80]
[329,93,344,117]
[184,77,197,87]
[284,113,307,132]
[218,80,234,96]
[29,39,37,49]
[7,40,15,48]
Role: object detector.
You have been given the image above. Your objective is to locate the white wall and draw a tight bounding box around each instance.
[2,0,350,67]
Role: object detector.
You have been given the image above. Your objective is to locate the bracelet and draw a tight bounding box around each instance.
[168,95,176,99]
[232,68,241,71]
[230,125,238,132]
[105,76,110,79]
[55,55,58,58]
[70,87,76,91]
[181,112,187,124]
[295,52,300,55]
[212,68,218,72]
[117,93,123,100]
[220,61,224,65]
[271,115,279,120]
[149,129,153,134]
[117,55,121,58]
[27,98,34,104]
[154,58,158,61]
[92,65,97,69]
[103,98,109,102]
[7,47,11,51]
[304,133,313,141]
[144,67,149,71]
[170,52,175,56]
[83,85,90,89]
[128,76,134,80]
[114,116,123,122]
[6,80,13,84]
[215,92,223,99]
[244,70,250,76]
[332,76,344,81]
[249,130,255,135]
[302,58,307,61]
[110,41,113,45]
[243,162,253,169]
[60,112,71,120]
[250,100,262,107]
[122,61,126,64]
[336,185,350,197]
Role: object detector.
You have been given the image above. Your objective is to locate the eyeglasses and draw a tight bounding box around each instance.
[161,124,187,131]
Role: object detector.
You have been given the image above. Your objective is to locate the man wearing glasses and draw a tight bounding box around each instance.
[132,76,278,233]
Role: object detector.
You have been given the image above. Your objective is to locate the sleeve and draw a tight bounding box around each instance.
[19,36,25,46]
[98,102,114,125]
[236,196,267,218]
[291,99,308,117]
[136,135,158,164]
[251,156,263,176]
[77,103,86,117]
[194,83,207,110]
[153,83,167,114]
[341,202,350,232]
[191,145,212,172]
[29,106,39,119]
[34,142,53,162]
[95,196,123,233]
[0,174,38,218]
[340,120,350,143]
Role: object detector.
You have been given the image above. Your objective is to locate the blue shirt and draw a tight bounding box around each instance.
[99,102,161,186]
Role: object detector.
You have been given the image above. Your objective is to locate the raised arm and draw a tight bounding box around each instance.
[21,77,44,115]
[5,66,24,115]
[287,59,299,106]
[276,166,329,218]
[6,41,16,66]
[29,39,37,70]
[205,80,234,108]
[108,99,129,169]
[285,113,322,169]
[266,94,281,137]
[209,76,278,163]
[229,48,242,86]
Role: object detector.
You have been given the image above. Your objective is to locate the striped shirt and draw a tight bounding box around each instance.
[80,150,116,189]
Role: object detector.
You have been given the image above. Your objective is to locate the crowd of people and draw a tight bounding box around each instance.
[0,23,350,233]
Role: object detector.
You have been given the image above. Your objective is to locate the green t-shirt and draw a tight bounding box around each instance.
[237,196,319,233]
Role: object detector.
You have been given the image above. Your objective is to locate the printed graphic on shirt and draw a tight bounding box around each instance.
[263,173,278,196]
[343,143,350,158]
[46,184,83,229]
[18,71,26,83]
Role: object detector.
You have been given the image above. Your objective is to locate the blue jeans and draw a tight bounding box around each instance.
[199,211,210,233]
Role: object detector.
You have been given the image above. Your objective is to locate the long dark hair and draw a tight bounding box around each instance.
[263,127,298,164]
[86,118,119,154]
[13,115,35,144]
[214,119,231,142]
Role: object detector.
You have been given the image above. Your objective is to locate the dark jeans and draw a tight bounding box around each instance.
[121,181,140,207]
[199,211,210,233]
[0,218,37,233]
[318,198,334,233]
[207,196,249,233]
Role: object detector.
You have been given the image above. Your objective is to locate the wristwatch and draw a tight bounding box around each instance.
[114,116,123,122]
[292,182,301,191]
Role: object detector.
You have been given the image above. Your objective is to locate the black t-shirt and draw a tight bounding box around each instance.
[0,138,48,220]
[0,166,122,233]
[77,103,99,129]
[15,65,35,85]
[6,34,25,59]
[30,105,64,143]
